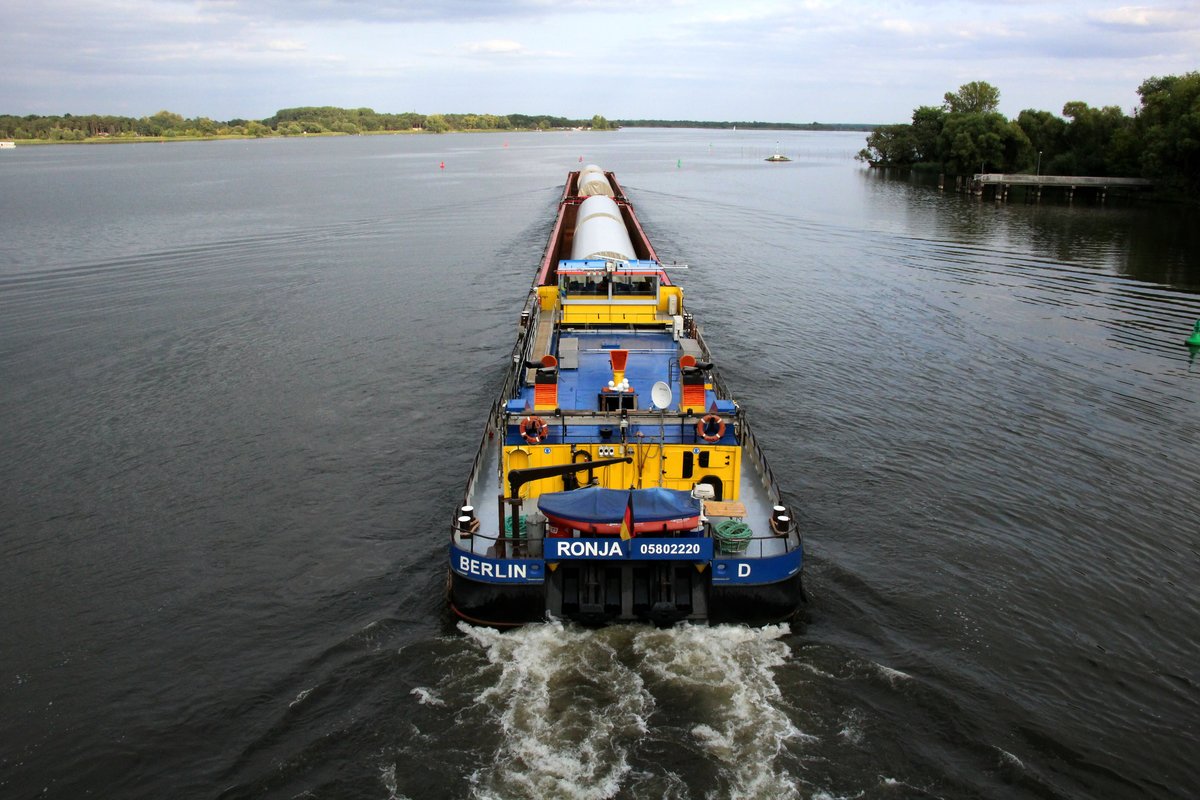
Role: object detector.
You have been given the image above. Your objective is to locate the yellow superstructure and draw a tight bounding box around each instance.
[545,275,684,327]
[503,443,741,500]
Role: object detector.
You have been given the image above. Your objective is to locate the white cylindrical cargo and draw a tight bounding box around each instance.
[578,172,614,197]
[577,165,614,197]
[571,195,635,261]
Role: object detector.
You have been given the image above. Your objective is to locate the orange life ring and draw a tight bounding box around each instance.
[696,414,726,442]
[519,415,549,444]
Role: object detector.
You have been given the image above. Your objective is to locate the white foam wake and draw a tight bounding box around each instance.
[459,621,809,799]
[633,623,808,798]
[461,620,653,800]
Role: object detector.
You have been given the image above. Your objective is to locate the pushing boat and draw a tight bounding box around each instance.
[448,166,804,626]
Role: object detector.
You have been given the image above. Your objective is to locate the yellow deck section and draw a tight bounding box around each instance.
[503,443,741,501]
[561,304,671,326]
[546,284,682,327]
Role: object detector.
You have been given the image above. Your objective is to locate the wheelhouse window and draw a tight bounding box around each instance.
[611,273,657,295]
[559,271,658,299]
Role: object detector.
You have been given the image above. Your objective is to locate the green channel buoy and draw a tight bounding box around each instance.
[1187,320,1200,347]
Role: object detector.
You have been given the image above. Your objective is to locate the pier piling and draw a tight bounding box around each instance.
[970,173,1150,205]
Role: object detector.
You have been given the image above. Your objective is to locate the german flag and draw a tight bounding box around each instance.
[619,490,635,541]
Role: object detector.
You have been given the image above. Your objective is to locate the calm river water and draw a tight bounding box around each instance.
[1,130,1198,799]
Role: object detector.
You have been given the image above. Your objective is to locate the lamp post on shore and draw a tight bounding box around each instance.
[1035,151,1044,202]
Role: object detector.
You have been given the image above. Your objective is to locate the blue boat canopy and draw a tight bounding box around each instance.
[537,486,700,523]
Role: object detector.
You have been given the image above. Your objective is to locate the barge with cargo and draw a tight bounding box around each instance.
[448,166,804,626]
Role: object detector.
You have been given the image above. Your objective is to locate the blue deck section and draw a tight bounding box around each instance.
[561,331,680,410]
[505,329,739,445]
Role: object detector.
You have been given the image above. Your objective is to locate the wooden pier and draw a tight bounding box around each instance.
[964,173,1153,203]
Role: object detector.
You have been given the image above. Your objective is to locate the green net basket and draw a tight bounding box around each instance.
[714,520,752,554]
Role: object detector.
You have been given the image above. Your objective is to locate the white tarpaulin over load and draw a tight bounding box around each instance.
[571,195,635,261]
[578,165,614,197]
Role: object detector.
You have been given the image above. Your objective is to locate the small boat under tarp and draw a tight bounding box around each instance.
[538,486,701,536]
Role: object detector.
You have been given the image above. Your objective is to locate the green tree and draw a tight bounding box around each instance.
[591,114,612,130]
[943,81,1001,114]
[938,112,1029,174]
[855,124,916,165]
[910,105,946,163]
[145,110,185,136]
[1015,109,1068,172]
[1134,72,1200,192]
[1057,102,1131,176]
[193,117,218,136]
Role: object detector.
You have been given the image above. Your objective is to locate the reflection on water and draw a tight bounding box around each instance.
[863,167,1200,291]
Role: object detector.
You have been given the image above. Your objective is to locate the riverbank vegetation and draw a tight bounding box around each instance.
[856,73,1200,196]
[614,120,872,131]
[0,108,568,140]
[0,107,870,145]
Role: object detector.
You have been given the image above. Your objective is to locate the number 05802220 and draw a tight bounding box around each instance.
[640,542,701,555]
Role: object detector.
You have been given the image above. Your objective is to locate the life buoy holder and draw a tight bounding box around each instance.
[519,415,549,444]
[696,414,726,442]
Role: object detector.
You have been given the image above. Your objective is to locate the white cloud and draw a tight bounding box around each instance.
[879,18,918,35]
[464,39,525,54]
[1088,4,1200,36]
[266,39,306,52]
[1092,6,1165,27]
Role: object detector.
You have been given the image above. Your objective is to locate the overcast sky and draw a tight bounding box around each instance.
[3,1,1197,123]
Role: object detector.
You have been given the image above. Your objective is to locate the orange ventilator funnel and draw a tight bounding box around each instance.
[609,349,629,387]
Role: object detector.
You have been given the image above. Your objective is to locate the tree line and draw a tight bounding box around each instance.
[615,120,872,131]
[856,73,1200,195]
[0,107,874,142]
[0,108,606,141]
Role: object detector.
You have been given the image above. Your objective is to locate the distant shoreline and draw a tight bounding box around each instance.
[8,131,414,146]
[4,126,875,147]
[2,107,878,143]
